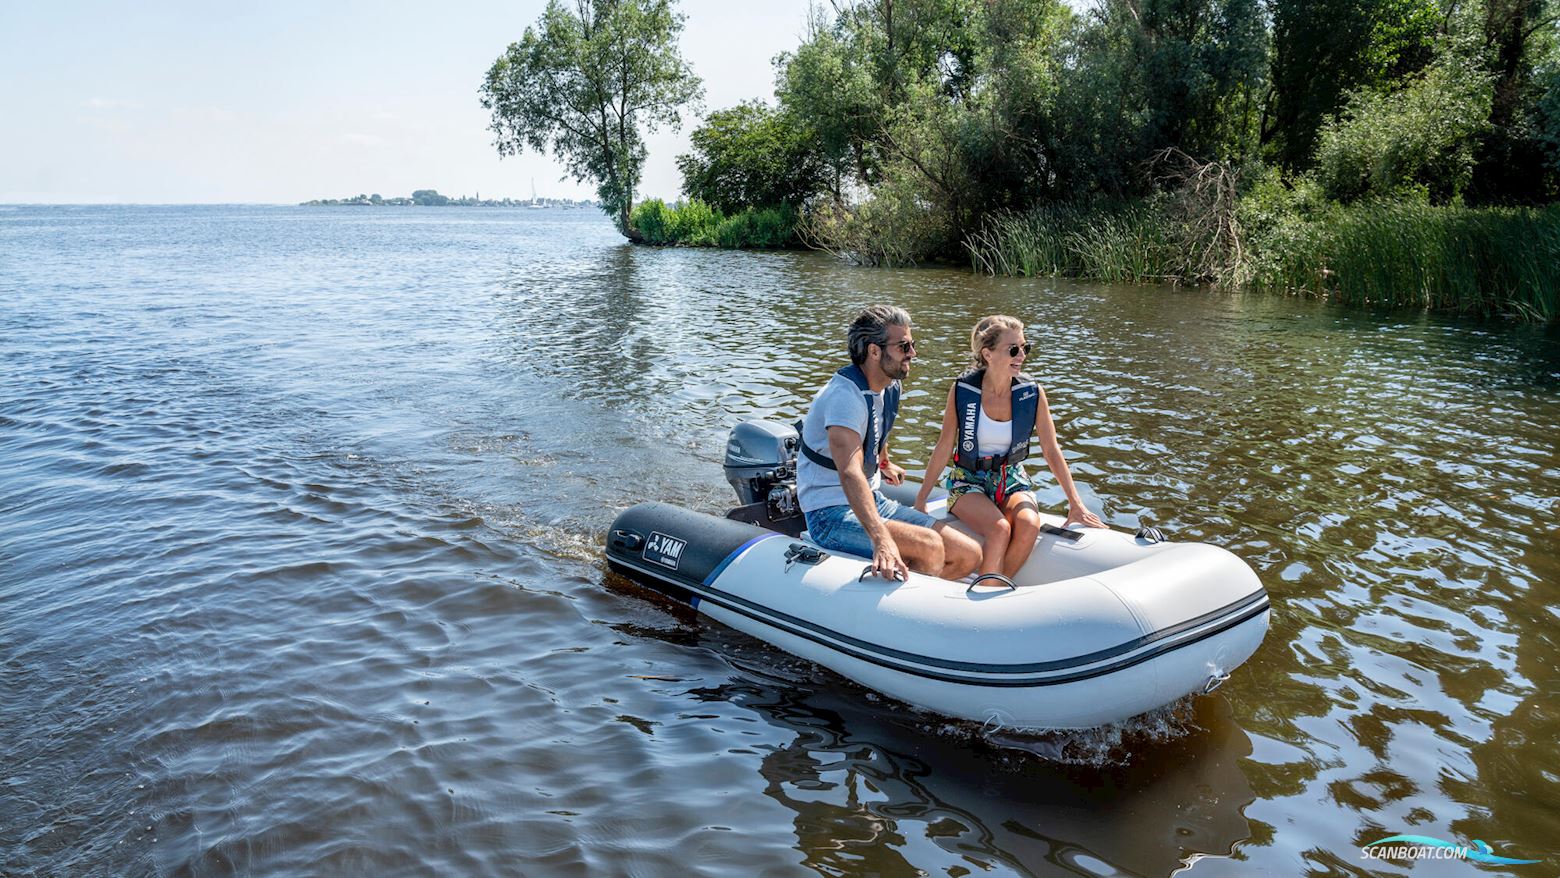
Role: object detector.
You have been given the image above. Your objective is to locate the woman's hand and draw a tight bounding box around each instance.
[1066,503,1107,528]
[912,491,930,514]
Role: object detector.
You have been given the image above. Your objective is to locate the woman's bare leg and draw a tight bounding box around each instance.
[1001,492,1042,578]
[948,491,1010,576]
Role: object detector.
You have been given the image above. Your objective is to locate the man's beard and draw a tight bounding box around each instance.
[880,352,910,380]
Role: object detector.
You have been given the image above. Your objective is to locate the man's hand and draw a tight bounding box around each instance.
[870,533,910,581]
[880,460,906,485]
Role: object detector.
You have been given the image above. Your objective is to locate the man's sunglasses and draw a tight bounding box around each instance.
[1006,342,1033,358]
[884,339,917,354]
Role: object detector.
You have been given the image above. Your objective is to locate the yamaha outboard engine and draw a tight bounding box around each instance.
[723,420,804,535]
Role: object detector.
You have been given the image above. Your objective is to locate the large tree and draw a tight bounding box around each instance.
[480,0,703,236]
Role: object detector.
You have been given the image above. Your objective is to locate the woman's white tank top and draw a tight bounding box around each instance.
[976,406,1011,457]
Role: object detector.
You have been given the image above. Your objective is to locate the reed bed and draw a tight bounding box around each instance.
[1248,203,1560,319]
[966,202,1181,284]
[969,199,1560,321]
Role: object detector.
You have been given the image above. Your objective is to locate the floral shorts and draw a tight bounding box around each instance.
[944,463,1034,511]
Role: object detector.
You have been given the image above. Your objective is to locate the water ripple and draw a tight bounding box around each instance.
[4,206,1558,875]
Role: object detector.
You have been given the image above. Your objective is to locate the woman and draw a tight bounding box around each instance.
[914,315,1106,585]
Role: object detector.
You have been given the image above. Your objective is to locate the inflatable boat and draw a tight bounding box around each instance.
[605,421,1270,730]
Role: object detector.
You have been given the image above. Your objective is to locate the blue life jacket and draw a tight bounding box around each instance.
[798,364,901,477]
[952,369,1039,472]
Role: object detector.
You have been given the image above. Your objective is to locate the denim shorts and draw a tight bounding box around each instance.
[803,491,938,559]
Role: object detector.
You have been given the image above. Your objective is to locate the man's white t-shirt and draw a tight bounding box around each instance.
[796,372,887,513]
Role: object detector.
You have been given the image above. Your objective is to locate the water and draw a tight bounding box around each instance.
[3,204,1557,876]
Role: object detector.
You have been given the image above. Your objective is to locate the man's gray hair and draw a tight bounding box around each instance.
[847,304,912,366]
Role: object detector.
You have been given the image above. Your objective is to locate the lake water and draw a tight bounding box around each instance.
[3,204,1557,876]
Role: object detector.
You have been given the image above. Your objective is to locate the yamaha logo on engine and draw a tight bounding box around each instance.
[643,531,687,570]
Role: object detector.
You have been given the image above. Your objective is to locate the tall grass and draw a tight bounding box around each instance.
[1248,203,1560,318]
[969,198,1560,321]
[965,201,1182,284]
[630,199,798,249]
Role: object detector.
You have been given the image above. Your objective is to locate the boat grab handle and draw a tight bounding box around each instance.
[966,573,1017,593]
[1039,523,1083,542]
[610,529,644,551]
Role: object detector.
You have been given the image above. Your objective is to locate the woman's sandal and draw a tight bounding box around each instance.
[965,572,1017,593]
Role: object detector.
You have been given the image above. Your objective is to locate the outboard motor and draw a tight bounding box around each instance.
[723,420,804,535]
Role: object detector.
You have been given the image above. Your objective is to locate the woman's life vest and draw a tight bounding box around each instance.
[952,369,1039,472]
[798,364,901,478]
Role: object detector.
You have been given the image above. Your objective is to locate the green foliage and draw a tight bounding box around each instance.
[1269,0,1440,169]
[1312,46,1494,203]
[675,102,826,213]
[629,199,797,248]
[775,14,887,193]
[645,0,1560,317]
[667,198,721,244]
[800,176,956,266]
[480,0,703,235]
[1127,0,1271,161]
[630,198,675,243]
[411,189,450,206]
[967,181,1560,320]
[1539,64,1560,176]
[1245,201,1560,319]
[1464,0,1558,202]
[966,201,1178,282]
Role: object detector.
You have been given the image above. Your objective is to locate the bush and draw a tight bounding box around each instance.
[1312,47,1493,203]
[799,175,955,266]
[628,199,798,249]
[630,198,675,244]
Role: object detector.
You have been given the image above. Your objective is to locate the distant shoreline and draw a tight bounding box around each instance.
[302,189,596,209]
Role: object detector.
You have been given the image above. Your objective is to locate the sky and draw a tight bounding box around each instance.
[0,1,817,204]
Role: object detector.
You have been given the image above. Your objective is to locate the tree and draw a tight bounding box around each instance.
[776,11,891,196]
[675,102,826,212]
[480,0,703,236]
[1312,43,1494,202]
[1466,0,1560,202]
[1268,0,1441,169]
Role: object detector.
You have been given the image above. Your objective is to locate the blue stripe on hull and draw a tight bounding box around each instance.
[703,533,782,587]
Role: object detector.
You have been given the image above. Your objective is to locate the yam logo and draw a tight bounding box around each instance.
[643,531,687,570]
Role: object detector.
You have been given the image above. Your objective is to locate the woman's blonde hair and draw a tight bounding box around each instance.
[969,315,1025,370]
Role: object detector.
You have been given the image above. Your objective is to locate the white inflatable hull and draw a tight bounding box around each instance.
[605,492,1269,730]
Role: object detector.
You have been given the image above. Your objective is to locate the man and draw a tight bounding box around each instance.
[796,305,982,582]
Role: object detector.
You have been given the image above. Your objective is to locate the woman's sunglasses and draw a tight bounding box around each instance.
[1006,342,1033,358]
